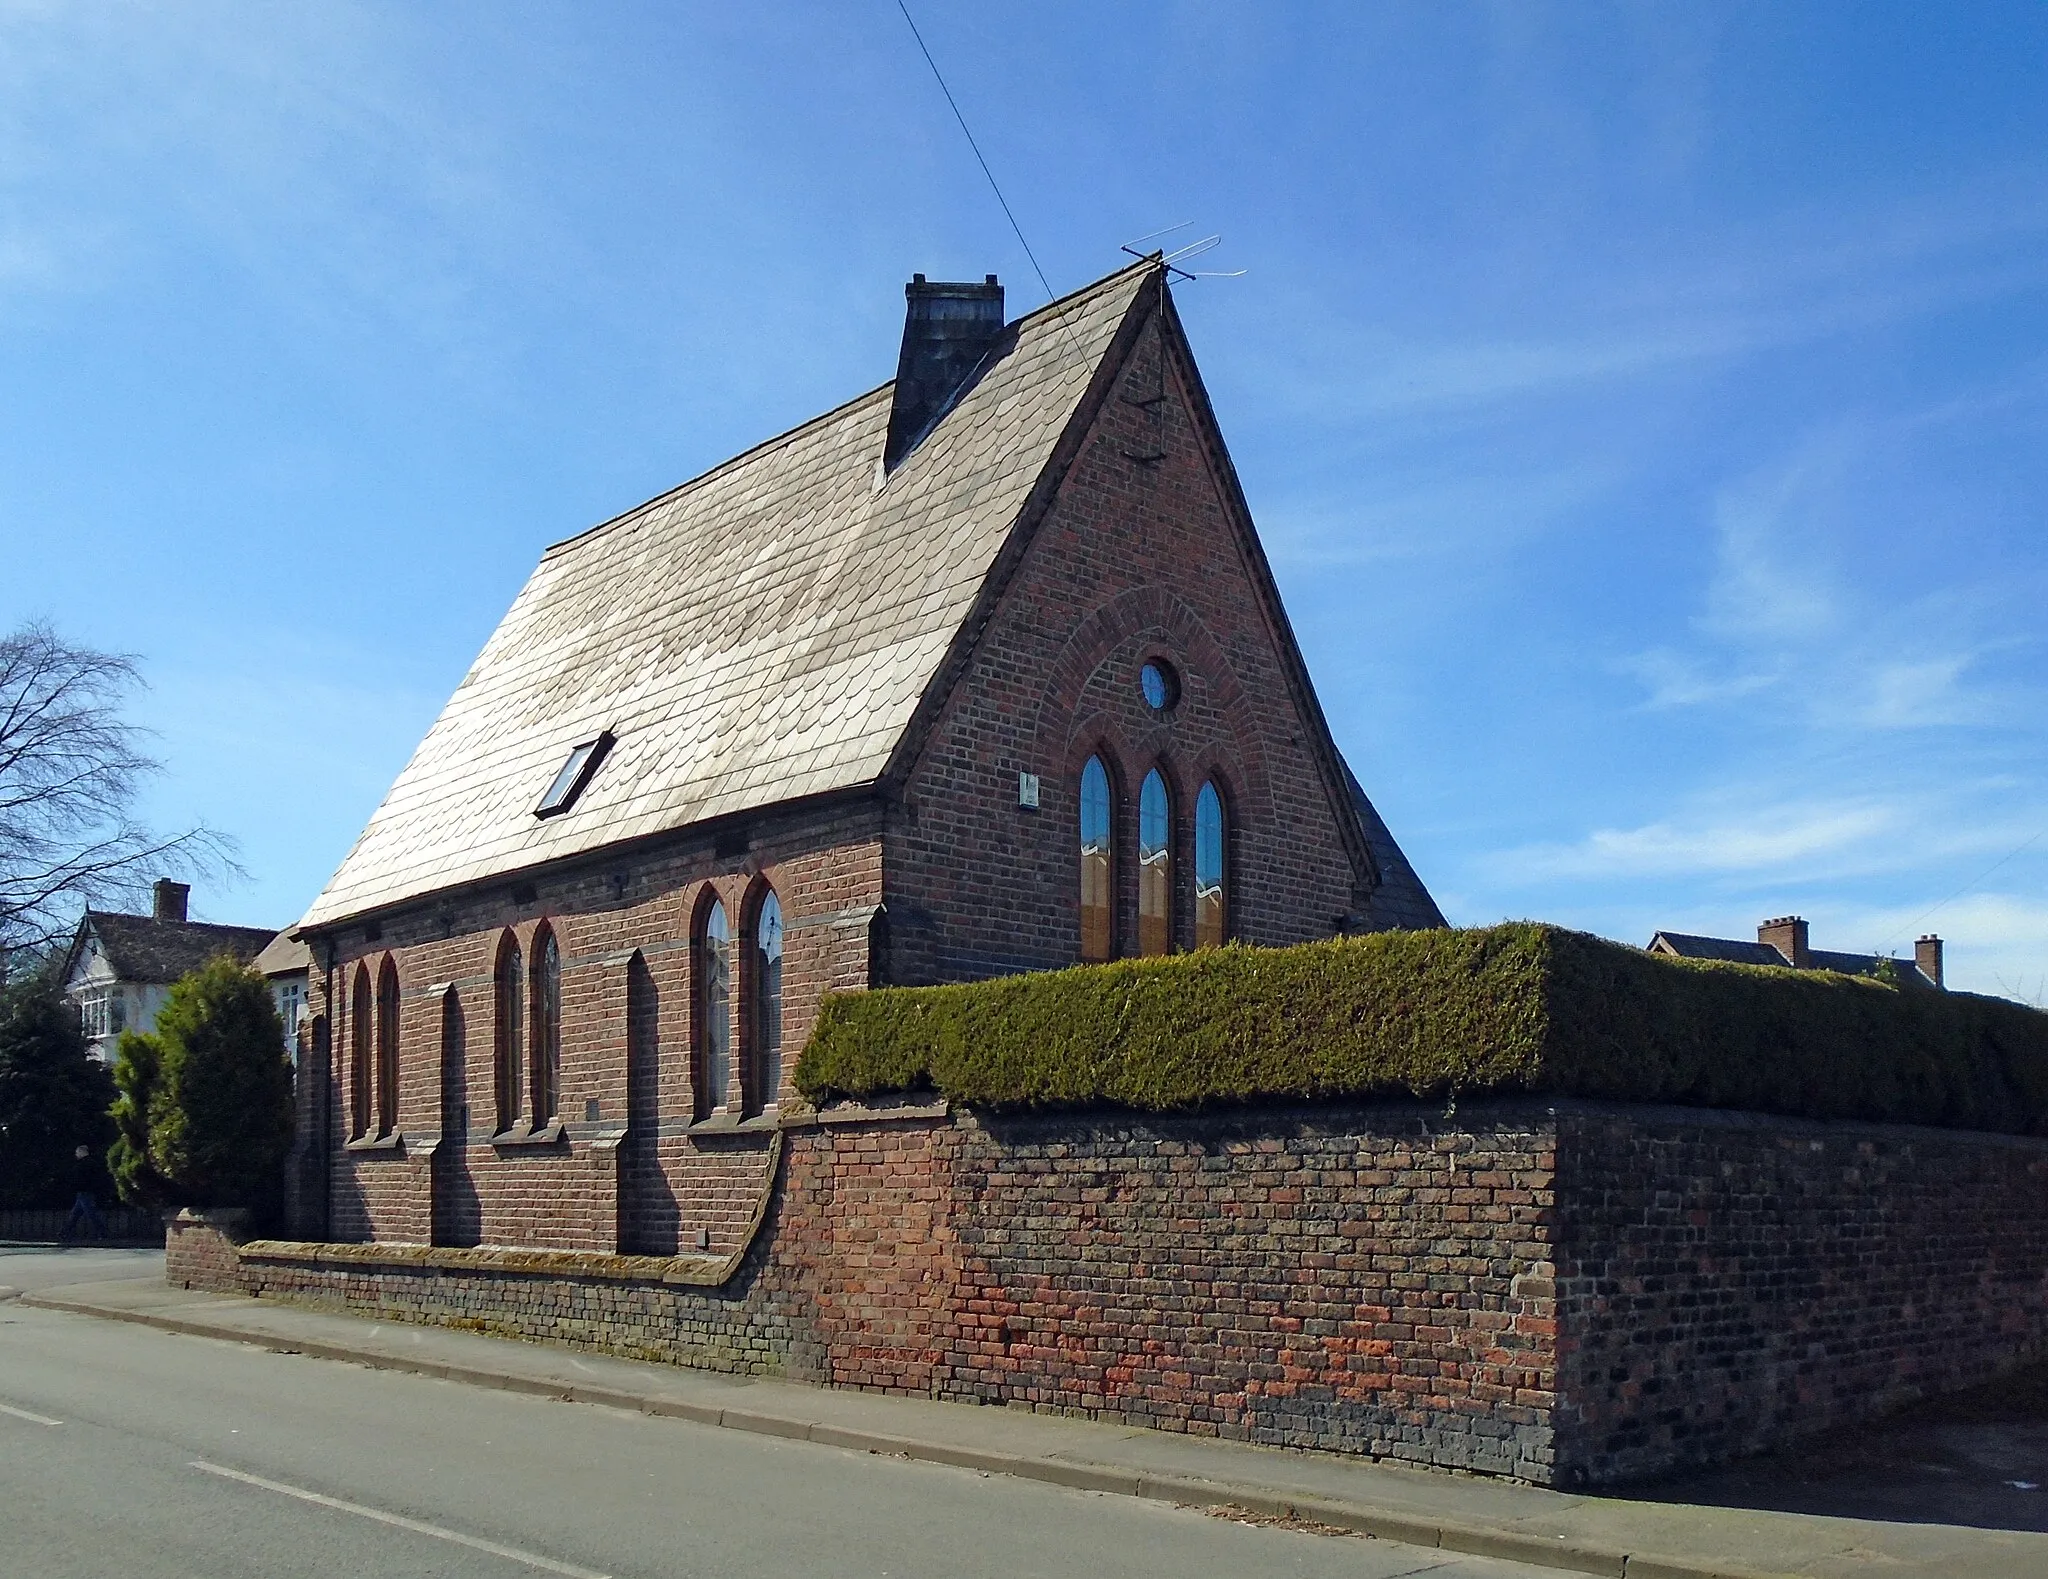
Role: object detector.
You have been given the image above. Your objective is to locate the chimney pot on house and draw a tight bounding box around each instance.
[1758,914,1810,969]
[884,273,1005,472]
[153,879,190,922]
[1915,934,1945,989]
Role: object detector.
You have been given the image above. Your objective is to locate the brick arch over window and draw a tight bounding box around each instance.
[739,878,784,1115]
[529,921,561,1126]
[375,954,400,1137]
[1027,585,1274,838]
[492,930,523,1134]
[348,964,373,1141]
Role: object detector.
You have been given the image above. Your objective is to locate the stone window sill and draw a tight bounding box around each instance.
[344,1130,403,1152]
[491,1119,566,1147]
[687,1111,779,1136]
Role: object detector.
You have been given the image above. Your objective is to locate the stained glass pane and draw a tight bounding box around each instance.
[352,969,373,1138]
[1079,756,1113,962]
[534,932,561,1121]
[377,961,401,1134]
[497,943,522,1131]
[1139,769,1171,956]
[703,901,730,1109]
[755,893,783,1107]
[1196,781,1226,948]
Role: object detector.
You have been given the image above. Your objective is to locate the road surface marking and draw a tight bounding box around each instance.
[0,1402,62,1426]
[189,1461,611,1578]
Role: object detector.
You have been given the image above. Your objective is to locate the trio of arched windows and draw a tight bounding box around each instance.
[1079,756,1231,962]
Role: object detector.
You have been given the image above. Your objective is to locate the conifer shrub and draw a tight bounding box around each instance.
[108,1028,167,1208]
[143,956,293,1215]
[0,967,115,1207]
[795,923,2048,1133]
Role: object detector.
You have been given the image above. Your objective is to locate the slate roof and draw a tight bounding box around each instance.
[75,912,278,985]
[305,263,1155,928]
[1648,930,1938,987]
[1344,762,1446,931]
[1648,931,1783,967]
[251,928,313,978]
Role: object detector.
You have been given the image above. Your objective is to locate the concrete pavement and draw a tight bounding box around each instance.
[21,1263,2048,1579]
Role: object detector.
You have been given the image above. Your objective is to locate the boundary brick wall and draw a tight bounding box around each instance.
[1554,1106,2048,1484]
[174,1099,2048,1486]
[884,310,1366,985]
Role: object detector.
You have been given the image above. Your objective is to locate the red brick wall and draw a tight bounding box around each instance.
[884,310,1368,984]
[165,1210,249,1291]
[214,1098,2048,1486]
[304,801,881,1252]
[1555,1106,2048,1485]
[240,1102,1565,1481]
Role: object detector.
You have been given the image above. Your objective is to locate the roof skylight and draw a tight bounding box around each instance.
[535,732,613,818]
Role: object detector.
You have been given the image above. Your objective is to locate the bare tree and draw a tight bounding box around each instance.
[0,621,236,959]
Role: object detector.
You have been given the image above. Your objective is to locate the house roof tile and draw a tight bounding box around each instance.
[78,912,279,985]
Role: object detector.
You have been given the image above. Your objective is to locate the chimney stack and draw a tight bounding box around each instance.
[153,879,190,923]
[884,273,1004,472]
[1915,934,1944,989]
[1758,915,1809,969]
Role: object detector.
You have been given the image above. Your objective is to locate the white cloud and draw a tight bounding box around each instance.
[1699,437,1850,645]
[1503,800,1902,882]
[1261,465,1605,570]
[1620,647,1776,710]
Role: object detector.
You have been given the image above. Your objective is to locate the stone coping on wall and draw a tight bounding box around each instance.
[236,1238,737,1286]
[785,1094,950,1128]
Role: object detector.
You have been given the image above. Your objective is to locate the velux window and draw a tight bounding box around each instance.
[535,731,614,818]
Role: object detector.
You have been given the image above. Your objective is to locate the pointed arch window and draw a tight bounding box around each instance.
[748,890,784,1113]
[531,926,561,1125]
[349,965,372,1140]
[1138,768,1173,956]
[494,934,523,1134]
[375,956,401,1136]
[1079,755,1114,962]
[1195,780,1228,949]
[697,898,732,1117]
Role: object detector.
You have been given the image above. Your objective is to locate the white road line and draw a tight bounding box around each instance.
[0,1402,63,1426]
[188,1461,611,1578]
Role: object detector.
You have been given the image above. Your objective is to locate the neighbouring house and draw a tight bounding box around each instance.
[1648,914,1945,988]
[252,927,313,1060]
[286,258,1443,1251]
[62,881,279,1062]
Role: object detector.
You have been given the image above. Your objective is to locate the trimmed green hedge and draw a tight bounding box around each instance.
[794,923,2048,1133]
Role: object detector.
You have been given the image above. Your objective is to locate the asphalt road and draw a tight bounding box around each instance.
[0,1242,167,1294]
[0,1253,1564,1579]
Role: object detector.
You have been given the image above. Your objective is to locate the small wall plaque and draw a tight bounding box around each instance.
[1018,771,1040,810]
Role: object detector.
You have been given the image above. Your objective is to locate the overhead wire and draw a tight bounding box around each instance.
[1881,825,2047,957]
[894,1,1056,305]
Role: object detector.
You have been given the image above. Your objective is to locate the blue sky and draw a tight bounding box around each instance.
[3,3,2044,998]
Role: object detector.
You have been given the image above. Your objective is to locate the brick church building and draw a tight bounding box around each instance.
[290,258,1442,1250]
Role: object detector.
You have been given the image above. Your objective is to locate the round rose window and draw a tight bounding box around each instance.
[1140,660,1179,712]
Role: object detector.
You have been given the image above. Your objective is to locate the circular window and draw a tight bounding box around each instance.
[1140,660,1179,712]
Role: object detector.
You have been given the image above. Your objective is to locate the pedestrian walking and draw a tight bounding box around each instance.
[61,1145,107,1243]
